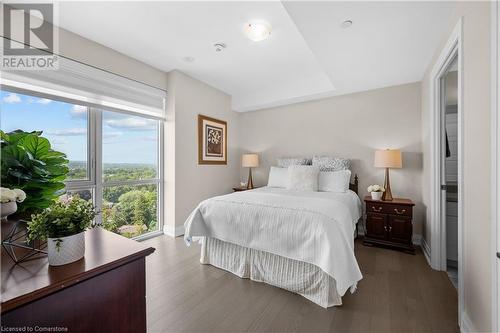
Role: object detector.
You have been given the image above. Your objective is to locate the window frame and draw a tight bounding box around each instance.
[98,108,164,240]
[1,88,164,240]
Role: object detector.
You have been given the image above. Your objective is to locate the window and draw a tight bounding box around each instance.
[1,91,90,181]
[1,89,163,240]
[101,110,161,238]
[102,111,158,181]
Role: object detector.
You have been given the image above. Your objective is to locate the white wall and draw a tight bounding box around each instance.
[164,71,241,235]
[238,82,424,236]
[421,2,492,331]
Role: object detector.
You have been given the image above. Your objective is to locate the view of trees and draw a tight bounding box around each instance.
[68,161,158,238]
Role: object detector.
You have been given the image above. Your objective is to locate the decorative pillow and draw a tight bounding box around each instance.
[287,165,320,191]
[267,166,288,188]
[277,157,310,168]
[318,170,352,192]
[312,156,351,171]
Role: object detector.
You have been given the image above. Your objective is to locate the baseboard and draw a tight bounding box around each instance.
[421,237,432,267]
[460,311,476,333]
[163,224,185,237]
[412,234,422,246]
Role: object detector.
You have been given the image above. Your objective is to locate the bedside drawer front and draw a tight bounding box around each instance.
[388,215,412,244]
[385,204,412,217]
[366,213,387,240]
[366,202,385,214]
[366,202,412,217]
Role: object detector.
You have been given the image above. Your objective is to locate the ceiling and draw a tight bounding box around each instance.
[57,1,454,112]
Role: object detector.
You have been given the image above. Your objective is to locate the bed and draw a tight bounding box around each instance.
[184,175,362,308]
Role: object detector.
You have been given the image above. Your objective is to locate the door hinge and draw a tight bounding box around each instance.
[441,184,447,191]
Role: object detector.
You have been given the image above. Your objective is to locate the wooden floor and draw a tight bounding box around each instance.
[144,236,459,333]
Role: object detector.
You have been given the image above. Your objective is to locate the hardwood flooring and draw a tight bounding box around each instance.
[144,236,459,333]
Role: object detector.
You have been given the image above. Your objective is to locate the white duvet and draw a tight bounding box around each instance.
[184,187,363,296]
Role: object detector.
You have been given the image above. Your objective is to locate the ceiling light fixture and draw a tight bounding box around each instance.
[341,20,353,28]
[244,21,272,42]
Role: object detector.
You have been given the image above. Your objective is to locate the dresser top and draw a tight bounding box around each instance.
[364,196,415,206]
[1,225,155,313]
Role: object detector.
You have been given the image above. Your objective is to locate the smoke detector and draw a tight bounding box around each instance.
[214,43,227,52]
[341,20,353,28]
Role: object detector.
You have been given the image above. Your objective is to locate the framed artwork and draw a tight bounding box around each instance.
[198,114,227,165]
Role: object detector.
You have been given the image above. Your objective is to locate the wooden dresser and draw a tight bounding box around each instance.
[362,196,415,254]
[1,226,155,332]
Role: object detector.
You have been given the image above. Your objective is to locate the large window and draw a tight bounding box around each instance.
[0,90,163,239]
[1,91,90,181]
[101,110,161,238]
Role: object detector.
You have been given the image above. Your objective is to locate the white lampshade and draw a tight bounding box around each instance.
[242,154,259,168]
[374,149,402,168]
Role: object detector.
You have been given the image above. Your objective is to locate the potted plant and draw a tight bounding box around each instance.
[27,196,98,266]
[367,184,385,200]
[1,187,26,220]
[1,130,69,218]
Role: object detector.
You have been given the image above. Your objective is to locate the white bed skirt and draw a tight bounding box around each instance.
[200,237,342,308]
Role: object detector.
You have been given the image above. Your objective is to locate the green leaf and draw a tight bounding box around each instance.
[20,135,50,159]
[1,130,69,215]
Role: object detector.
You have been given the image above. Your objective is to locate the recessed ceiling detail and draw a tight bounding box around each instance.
[56,1,453,112]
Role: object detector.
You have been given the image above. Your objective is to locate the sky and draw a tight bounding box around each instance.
[0,91,158,165]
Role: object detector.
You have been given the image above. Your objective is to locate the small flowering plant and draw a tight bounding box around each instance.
[0,187,26,203]
[27,195,98,245]
[367,184,385,193]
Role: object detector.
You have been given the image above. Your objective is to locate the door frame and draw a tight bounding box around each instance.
[491,1,499,331]
[429,17,464,324]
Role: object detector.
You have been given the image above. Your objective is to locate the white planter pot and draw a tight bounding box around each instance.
[1,201,17,220]
[371,191,383,200]
[47,232,85,266]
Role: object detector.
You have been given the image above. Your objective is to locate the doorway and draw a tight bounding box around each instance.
[442,57,459,288]
[429,18,463,325]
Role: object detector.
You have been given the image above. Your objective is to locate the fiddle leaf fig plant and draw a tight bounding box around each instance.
[1,130,69,215]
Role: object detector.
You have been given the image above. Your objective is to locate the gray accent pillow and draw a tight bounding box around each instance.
[312,156,351,171]
[277,157,311,168]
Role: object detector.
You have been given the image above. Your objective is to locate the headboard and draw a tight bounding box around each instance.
[349,174,359,195]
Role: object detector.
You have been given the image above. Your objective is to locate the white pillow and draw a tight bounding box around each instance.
[287,165,320,191]
[318,170,352,193]
[277,157,310,168]
[267,166,288,188]
[312,156,351,171]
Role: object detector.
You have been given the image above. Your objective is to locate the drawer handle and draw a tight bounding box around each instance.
[372,206,383,212]
[394,208,406,215]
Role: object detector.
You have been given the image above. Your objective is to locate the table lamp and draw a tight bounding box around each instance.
[242,154,259,189]
[374,149,402,201]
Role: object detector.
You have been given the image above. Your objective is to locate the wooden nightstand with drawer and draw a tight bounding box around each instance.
[363,196,415,254]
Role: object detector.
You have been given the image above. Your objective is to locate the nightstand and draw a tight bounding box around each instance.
[362,196,415,254]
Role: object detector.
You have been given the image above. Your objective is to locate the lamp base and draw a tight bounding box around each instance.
[246,168,254,190]
[382,168,393,201]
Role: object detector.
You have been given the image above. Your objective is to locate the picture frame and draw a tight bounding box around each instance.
[198,114,227,165]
